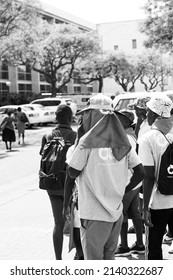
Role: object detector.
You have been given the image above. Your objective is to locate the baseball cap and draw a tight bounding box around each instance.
[146,95,172,118]
[128,96,151,110]
[76,93,114,115]
[115,109,135,124]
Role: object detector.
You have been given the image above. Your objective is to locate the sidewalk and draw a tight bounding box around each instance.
[0,182,173,260]
[0,184,75,260]
[0,142,172,260]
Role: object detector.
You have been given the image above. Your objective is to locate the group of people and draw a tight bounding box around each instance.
[0,107,27,150]
[40,92,173,260]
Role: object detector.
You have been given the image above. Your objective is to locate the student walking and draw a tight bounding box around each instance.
[115,109,145,257]
[39,104,76,260]
[138,95,173,260]
[0,110,16,150]
[128,97,151,234]
[15,107,27,145]
[66,94,144,260]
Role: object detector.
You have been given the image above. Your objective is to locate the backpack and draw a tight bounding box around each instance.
[20,112,28,123]
[157,131,173,195]
[39,130,72,191]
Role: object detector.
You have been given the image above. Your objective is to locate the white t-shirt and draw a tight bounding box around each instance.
[138,129,173,209]
[137,119,151,143]
[67,142,141,222]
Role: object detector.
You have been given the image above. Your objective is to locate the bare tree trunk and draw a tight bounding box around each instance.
[51,81,57,97]
[98,75,103,93]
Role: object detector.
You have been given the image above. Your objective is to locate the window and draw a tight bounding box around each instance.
[55,19,64,24]
[18,65,31,81]
[40,84,51,93]
[61,85,67,93]
[132,39,137,49]
[73,72,81,84]
[87,86,93,93]
[115,98,136,111]
[81,97,90,102]
[0,62,8,79]
[18,83,32,94]
[114,45,119,51]
[40,74,46,82]
[0,82,9,95]
[74,86,81,93]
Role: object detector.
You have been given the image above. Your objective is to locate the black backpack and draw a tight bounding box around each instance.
[39,130,72,191]
[157,131,173,195]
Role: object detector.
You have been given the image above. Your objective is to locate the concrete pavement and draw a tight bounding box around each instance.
[0,178,173,260]
[0,142,173,260]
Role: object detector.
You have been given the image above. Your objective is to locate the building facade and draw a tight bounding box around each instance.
[96,20,173,94]
[0,2,97,104]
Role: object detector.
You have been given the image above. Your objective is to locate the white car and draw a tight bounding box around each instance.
[30,97,77,118]
[21,104,56,125]
[0,105,40,128]
[113,91,173,111]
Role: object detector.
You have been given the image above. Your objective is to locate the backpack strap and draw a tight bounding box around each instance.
[152,128,171,144]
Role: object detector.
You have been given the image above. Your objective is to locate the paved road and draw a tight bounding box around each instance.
[0,125,173,260]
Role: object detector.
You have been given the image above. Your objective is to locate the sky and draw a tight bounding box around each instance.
[40,0,148,24]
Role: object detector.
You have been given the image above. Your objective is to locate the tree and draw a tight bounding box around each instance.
[140,0,173,52]
[4,21,100,96]
[75,54,114,93]
[138,51,172,91]
[108,53,143,92]
[0,0,40,58]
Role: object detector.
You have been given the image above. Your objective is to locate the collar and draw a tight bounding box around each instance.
[55,124,72,130]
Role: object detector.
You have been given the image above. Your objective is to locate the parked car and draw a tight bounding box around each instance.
[30,97,77,118]
[21,104,56,125]
[113,91,173,112]
[0,105,40,128]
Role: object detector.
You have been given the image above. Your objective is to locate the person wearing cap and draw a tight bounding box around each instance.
[130,97,151,141]
[128,97,151,234]
[66,93,144,260]
[39,104,76,260]
[114,110,145,256]
[138,95,173,259]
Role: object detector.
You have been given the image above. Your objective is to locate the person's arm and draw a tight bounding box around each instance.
[125,163,145,194]
[135,115,144,138]
[143,165,155,227]
[39,135,47,155]
[63,168,76,220]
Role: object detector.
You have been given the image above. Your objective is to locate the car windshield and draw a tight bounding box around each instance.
[115,98,136,111]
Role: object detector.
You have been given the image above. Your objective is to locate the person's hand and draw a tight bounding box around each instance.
[62,206,68,221]
[144,209,153,227]
[62,206,70,221]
